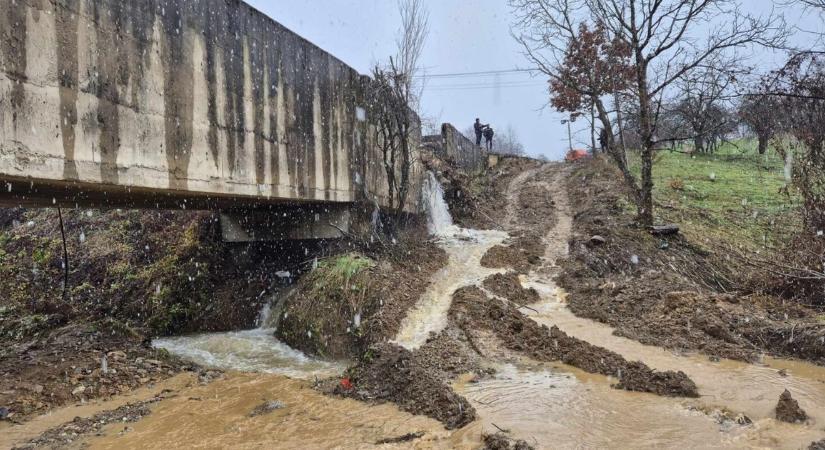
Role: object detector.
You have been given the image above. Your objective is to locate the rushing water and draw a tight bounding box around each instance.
[393,172,508,349]
[153,291,344,379]
[423,171,454,234]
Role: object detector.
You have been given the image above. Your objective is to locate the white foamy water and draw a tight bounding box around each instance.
[423,171,454,235]
[154,329,345,379]
[393,172,508,349]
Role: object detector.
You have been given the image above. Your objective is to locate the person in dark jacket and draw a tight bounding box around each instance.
[483,126,494,150]
[473,118,488,146]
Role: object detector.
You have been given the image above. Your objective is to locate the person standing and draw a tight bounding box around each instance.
[483,126,494,151]
[473,118,487,146]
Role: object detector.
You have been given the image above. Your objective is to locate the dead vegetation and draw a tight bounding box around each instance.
[557,157,825,365]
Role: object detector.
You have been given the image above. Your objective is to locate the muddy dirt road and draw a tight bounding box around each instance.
[5,159,825,449]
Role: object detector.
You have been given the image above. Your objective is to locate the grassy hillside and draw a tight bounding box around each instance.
[629,140,800,253]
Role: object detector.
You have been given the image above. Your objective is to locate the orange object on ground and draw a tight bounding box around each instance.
[565,149,590,161]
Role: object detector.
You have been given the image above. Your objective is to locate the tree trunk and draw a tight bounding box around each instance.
[757,134,769,155]
[694,136,705,154]
[635,58,655,227]
[595,99,640,198]
[590,101,597,153]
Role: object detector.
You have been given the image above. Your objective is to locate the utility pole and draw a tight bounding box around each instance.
[561,118,573,153]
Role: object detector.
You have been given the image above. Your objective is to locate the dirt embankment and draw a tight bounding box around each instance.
[480,167,558,274]
[557,158,825,365]
[426,155,545,230]
[275,227,447,359]
[0,208,295,422]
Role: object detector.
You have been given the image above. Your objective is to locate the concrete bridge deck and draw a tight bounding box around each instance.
[0,0,419,213]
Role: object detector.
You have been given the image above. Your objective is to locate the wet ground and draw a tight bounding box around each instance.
[5,159,825,449]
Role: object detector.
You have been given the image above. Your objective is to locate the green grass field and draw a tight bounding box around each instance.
[628,139,801,252]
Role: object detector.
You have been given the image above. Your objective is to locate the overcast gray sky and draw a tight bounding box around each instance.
[246,0,821,160]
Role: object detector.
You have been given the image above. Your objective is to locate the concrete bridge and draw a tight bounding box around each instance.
[0,0,487,240]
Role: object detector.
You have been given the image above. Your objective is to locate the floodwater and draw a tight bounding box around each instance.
[394,171,508,349]
[153,329,345,379]
[449,165,825,449]
[449,277,825,449]
[85,372,476,450]
[18,167,825,449]
[392,226,507,350]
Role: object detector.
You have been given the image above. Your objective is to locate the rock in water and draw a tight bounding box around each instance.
[775,389,808,423]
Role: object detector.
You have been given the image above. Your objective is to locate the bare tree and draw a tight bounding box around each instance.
[768,54,825,232]
[671,63,738,153]
[739,88,783,155]
[496,125,527,155]
[369,0,429,222]
[511,0,786,226]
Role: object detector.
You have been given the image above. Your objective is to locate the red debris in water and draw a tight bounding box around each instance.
[340,377,353,390]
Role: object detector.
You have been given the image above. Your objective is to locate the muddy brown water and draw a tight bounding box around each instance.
[458,275,825,449]
[83,373,478,450]
[9,165,825,449]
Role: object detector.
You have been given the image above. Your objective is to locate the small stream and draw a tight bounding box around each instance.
[153,288,345,379]
[394,172,508,349]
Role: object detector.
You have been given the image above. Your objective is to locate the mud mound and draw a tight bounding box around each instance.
[450,287,699,397]
[482,433,535,450]
[481,232,544,273]
[331,343,475,429]
[414,326,487,381]
[277,236,447,359]
[483,272,539,306]
[776,389,808,423]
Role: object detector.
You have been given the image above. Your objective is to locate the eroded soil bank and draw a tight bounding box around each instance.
[0,209,295,422]
[556,157,825,365]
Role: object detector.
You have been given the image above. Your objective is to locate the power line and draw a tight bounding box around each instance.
[423,82,547,91]
[415,68,540,79]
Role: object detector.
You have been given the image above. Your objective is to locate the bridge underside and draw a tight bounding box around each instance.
[0,176,352,241]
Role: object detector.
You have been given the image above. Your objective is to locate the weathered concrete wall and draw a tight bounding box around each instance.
[0,0,422,211]
[422,123,487,173]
